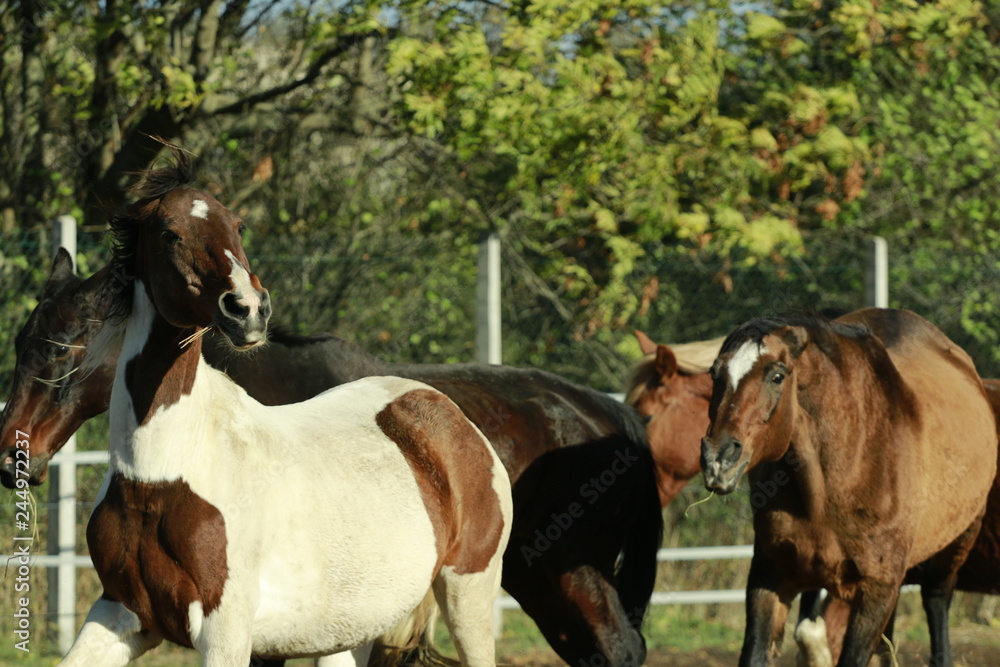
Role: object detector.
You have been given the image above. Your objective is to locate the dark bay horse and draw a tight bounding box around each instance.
[2,218,661,665]
[59,160,512,665]
[700,309,997,667]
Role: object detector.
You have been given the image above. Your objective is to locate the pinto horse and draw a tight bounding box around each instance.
[58,158,513,666]
[700,310,997,667]
[1,185,661,667]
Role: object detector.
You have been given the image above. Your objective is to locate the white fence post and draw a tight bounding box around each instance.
[476,232,502,365]
[48,215,78,653]
[865,237,888,308]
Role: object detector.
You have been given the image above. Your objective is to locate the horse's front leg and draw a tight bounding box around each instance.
[739,556,794,667]
[58,597,162,666]
[837,579,899,667]
[190,598,255,667]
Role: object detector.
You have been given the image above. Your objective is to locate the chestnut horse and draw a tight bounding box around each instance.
[701,309,997,667]
[625,330,1000,664]
[1,178,661,666]
[623,331,721,506]
[59,159,512,666]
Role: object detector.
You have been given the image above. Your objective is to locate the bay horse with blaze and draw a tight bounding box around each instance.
[59,158,512,666]
[700,310,997,667]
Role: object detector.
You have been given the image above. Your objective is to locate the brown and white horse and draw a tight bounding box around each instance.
[4,249,660,667]
[59,154,512,666]
[701,309,997,667]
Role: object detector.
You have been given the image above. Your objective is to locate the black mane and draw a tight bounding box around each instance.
[104,146,196,320]
[719,312,871,361]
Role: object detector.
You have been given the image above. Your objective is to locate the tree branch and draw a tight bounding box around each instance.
[204,30,391,116]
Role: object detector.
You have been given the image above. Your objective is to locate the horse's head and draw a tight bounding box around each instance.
[626,331,719,505]
[701,319,808,494]
[109,148,271,349]
[0,250,115,487]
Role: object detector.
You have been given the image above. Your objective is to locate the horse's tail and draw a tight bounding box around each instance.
[368,591,460,667]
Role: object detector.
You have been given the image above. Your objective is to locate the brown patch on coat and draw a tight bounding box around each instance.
[87,473,229,647]
[124,319,201,425]
[376,388,505,575]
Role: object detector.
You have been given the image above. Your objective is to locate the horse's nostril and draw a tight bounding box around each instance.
[221,292,250,319]
[259,290,272,319]
[723,440,743,465]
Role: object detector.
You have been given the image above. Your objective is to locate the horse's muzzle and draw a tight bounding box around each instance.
[700,436,747,494]
[216,287,272,349]
[0,447,51,488]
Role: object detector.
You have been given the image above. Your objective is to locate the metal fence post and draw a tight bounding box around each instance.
[865,237,888,308]
[476,232,502,365]
[48,215,78,653]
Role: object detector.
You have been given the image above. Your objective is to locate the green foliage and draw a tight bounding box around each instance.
[1,0,999,387]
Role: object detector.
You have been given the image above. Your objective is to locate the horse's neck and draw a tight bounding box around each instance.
[783,343,892,519]
[108,286,235,481]
[682,371,713,402]
[201,329,385,403]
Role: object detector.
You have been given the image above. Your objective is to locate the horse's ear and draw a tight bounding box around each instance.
[782,326,810,359]
[44,248,77,292]
[655,345,679,379]
[635,330,657,355]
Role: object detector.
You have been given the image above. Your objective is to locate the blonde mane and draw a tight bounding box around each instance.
[624,336,725,407]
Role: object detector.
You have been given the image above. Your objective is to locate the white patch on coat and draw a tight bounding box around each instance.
[224,249,263,317]
[58,598,162,666]
[794,616,833,667]
[726,340,764,391]
[106,325,451,657]
[190,199,209,219]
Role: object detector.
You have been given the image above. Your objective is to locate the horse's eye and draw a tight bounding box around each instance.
[769,371,785,385]
[161,229,181,246]
[49,344,70,359]
[238,223,247,236]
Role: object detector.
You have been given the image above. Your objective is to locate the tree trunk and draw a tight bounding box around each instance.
[19,0,46,227]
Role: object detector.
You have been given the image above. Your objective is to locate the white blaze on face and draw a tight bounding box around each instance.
[224,249,262,316]
[726,340,764,391]
[190,199,209,219]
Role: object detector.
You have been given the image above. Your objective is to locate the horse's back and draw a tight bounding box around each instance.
[838,308,997,562]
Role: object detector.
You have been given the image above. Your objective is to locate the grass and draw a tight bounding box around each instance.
[3,598,1000,666]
